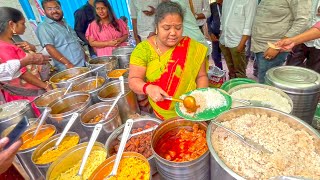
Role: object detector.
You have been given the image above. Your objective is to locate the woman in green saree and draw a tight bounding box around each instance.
[129,1,208,120]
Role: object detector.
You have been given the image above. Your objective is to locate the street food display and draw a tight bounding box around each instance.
[155,124,208,162]
[211,113,320,179]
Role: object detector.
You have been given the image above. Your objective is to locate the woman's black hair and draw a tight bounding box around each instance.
[94,0,120,32]
[41,0,61,9]
[154,1,184,26]
[0,7,24,34]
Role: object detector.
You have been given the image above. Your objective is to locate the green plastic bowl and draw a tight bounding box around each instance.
[220,78,257,92]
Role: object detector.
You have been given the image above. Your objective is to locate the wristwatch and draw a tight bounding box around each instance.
[194,14,198,19]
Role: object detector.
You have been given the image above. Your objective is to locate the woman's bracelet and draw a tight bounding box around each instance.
[44,81,50,89]
[143,82,151,95]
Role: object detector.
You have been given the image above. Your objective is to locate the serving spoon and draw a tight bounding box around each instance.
[164,96,199,113]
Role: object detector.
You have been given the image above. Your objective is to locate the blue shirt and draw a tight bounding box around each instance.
[36,17,86,72]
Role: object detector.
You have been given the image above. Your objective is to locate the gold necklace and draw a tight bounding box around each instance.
[154,36,162,55]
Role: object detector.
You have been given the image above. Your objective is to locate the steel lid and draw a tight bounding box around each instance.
[0,100,29,121]
[265,66,320,94]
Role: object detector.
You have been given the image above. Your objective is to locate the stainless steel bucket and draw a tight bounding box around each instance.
[48,91,92,141]
[105,117,162,175]
[0,100,35,133]
[98,80,140,122]
[49,67,91,89]
[206,107,320,180]
[112,46,134,69]
[31,132,80,176]
[265,66,320,125]
[151,118,210,180]
[71,76,107,104]
[80,102,122,143]
[16,124,56,180]
[34,88,66,113]
[88,56,119,78]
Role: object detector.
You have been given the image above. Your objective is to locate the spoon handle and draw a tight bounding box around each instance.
[33,107,51,137]
[164,96,183,103]
[111,119,134,176]
[54,112,78,148]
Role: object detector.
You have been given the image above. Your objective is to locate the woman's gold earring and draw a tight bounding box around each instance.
[11,28,16,35]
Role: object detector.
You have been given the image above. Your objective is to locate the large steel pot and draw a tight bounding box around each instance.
[49,67,91,89]
[266,66,320,125]
[48,91,92,141]
[0,100,35,133]
[112,46,134,69]
[46,142,107,180]
[206,107,320,180]
[71,76,107,103]
[31,132,80,175]
[98,80,140,122]
[80,102,122,143]
[151,118,210,180]
[88,56,118,78]
[228,83,293,114]
[105,117,162,175]
[89,152,150,180]
[34,88,66,113]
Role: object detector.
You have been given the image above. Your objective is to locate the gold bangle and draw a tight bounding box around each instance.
[44,81,49,89]
[59,57,65,61]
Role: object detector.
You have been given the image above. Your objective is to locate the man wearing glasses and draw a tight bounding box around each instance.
[36,0,86,72]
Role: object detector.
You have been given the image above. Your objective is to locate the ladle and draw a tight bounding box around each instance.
[104,119,134,179]
[32,107,51,138]
[164,96,199,113]
[67,64,105,82]
[212,120,271,154]
[117,125,158,141]
[64,82,72,95]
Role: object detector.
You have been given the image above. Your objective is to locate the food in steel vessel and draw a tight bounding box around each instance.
[111,122,157,158]
[91,156,150,180]
[155,124,208,162]
[73,79,104,92]
[107,69,127,78]
[88,110,117,124]
[211,113,320,179]
[20,125,55,150]
[52,150,107,180]
[34,135,79,164]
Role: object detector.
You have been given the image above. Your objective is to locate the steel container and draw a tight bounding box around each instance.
[98,80,140,122]
[151,118,210,180]
[31,132,80,175]
[112,46,134,69]
[71,76,107,103]
[88,56,119,78]
[46,142,107,180]
[105,117,162,175]
[89,152,151,180]
[49,67,91,89]
[206,107,320,180]
[228,83,293,114]
[48,91,92,141]
[81,102,122,143]
[266,66,320,125]
[15,124,56,180]
[0,100,35,133]
[107,69,129,81]
[34,88,66,113]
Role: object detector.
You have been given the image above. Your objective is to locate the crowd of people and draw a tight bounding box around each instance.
[0,0,320,176]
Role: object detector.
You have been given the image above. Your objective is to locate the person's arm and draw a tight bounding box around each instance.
[15,41,36,52]
[196,60,209,88]
[45,45,74,69]
[20,71,50,90]
[115,20,129,44]
[0,137,22,175]
[195,0,211,20]
[74,9,89,44]
[284,0,311,37]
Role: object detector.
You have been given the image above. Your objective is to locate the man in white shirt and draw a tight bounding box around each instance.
[130,0,160,44]
[285,0,320,73]
[189,0,211,33]
[219,0,257,78]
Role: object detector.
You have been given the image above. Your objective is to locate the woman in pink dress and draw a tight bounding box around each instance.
[0,7,51,116]
[86,0,129,56]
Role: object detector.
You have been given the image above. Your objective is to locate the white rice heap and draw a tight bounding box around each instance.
[230,87,291,113]
[179,88,227,116]
[211,114,320,180]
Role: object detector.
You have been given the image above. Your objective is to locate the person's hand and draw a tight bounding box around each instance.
[210,34,219,42]
[107,39,119,47]
[21,53,50,67]
[236,43,246,53]
[134,36,141,45]
[142,6,156,16]
[15,41,36,52]
[0,137,22,174]
[263,48,280,60]
[274,38,295,51]
[145,84,169,102]
[65,63,74,69]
